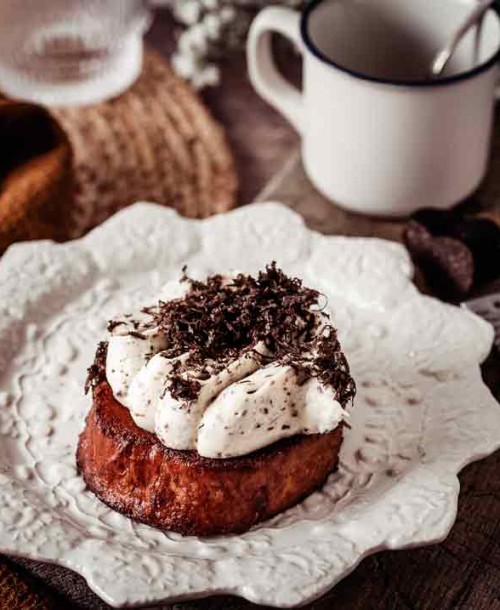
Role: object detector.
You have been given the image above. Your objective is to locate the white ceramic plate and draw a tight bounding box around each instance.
[0,202,499,608]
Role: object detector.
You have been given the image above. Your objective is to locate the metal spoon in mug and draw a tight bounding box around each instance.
[431,0,495,77]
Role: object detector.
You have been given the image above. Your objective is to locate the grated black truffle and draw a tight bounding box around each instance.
[88,263,356,406]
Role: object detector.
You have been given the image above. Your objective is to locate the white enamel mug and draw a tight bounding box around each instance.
[247,0,500,216]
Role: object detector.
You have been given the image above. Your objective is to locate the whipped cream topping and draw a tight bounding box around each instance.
[97,266,354,459]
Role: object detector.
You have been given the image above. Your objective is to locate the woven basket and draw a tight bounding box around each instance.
[0,49,238,252]
[52,49,238,238]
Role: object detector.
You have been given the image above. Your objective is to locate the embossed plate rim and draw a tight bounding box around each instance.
[0,202,499,608]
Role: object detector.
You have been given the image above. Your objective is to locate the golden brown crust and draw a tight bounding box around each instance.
[77,381,343,536]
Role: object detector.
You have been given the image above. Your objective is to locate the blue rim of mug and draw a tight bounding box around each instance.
[300,0,500,87]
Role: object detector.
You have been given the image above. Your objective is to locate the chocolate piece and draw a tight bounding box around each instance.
[408,209,500,297]
[451,217,500,284]
[107,320,126,332]
[404,220,474,302]
[412,209,460,235]
[128,331,147,340]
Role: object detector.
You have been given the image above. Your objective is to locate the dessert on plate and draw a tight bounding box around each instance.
[77,263,355,535]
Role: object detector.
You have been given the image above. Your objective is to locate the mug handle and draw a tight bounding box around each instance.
[247,7,304,133]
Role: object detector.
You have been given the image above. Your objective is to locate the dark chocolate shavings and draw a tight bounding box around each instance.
[107,320,126,333]
[91,262,356,406]
[129,331,147,340]
[85,342,108,394]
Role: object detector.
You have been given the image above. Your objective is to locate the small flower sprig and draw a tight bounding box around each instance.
[153,0,303,88]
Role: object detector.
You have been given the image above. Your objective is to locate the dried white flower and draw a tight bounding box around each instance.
[156,0,304,89]
[172,0,201,25]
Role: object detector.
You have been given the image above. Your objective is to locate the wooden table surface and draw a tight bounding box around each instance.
[3,10,500,610]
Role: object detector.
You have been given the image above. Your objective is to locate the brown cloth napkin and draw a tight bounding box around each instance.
[0,558,56,609]
[0,100,73,254]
